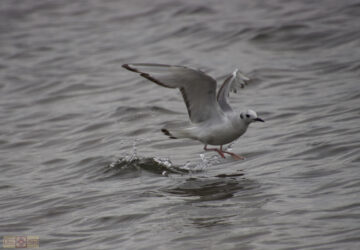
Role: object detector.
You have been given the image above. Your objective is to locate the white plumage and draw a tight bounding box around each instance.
[122,63,264,160]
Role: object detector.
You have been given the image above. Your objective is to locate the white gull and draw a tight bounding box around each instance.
[122,63,264,160]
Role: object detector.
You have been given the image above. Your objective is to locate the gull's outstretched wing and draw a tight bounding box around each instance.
[216,69,250,112]
[122,63,223,123]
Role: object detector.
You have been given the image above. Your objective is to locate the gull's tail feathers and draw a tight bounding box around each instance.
[161,129,177,139]
[161,128,193,140]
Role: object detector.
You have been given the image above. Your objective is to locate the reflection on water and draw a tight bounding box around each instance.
[165,176,257,202]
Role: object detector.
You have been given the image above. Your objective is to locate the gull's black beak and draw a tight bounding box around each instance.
[254,117,265,122]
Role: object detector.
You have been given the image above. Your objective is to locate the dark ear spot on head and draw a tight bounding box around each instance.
[240,113,244,119]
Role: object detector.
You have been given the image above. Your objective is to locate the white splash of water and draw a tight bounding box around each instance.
[182,161,192,171]
[196,153,212,171]
[153,157,173,168]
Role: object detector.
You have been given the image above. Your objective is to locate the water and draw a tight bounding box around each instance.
[1,0,360,249]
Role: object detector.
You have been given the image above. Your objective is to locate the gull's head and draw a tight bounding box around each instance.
[240,109,265,124]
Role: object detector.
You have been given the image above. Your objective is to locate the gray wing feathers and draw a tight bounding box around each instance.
[122,63,223,123]
[216,69,250,112]
[217,73,234,112]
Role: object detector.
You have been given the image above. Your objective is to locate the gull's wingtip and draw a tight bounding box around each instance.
[122,63,129,69]
[232,68,250,82]
[122,64,138,73]
[232,68,239,76]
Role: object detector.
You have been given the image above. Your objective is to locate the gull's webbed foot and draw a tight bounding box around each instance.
[204,145,245,159]
[220,145,245,160]
[223,151,245,160]
[204,145,225,158]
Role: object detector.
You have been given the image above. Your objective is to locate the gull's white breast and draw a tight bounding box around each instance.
[194,114,248,145]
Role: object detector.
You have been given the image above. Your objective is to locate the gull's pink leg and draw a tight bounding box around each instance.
[204,145,225,158]
[220,145,245,160]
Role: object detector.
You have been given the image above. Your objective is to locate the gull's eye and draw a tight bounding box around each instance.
[246,114,250,118]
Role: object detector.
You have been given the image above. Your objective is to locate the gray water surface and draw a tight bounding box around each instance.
[1,0,360,249]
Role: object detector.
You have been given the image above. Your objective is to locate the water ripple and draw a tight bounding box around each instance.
[1,0,360,249]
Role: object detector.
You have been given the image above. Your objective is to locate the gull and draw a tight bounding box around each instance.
[122,63,264,160]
